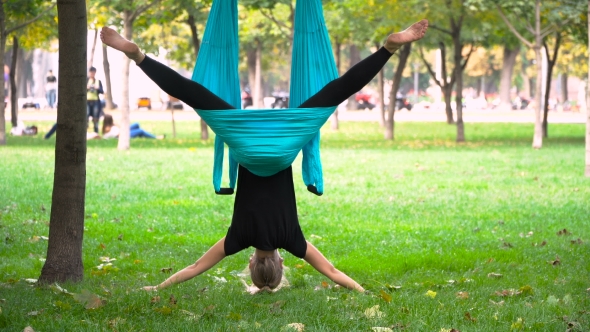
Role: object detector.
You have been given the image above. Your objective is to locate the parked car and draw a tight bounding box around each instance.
[395,97,412,111]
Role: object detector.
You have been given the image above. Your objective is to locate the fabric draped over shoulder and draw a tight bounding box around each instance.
[192,0,338,195]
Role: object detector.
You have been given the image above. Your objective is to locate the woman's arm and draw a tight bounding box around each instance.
[143,237,227,291]
[303,241,365,292]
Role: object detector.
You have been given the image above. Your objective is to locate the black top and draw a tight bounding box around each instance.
[47,75,56,83]
[224,165,307,258]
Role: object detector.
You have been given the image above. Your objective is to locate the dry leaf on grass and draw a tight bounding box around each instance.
[425,290,437,298]
[379,290,392,303]
[23,327,35,332]
[548,255,561,266]
[372,328,393,332]
[285,323,305,331]
[72,289,104,309]
[364,305,385,319]
[456,291,469,299]
[464,312,476,322]
[160,267,173,273]
[150,296,160,304]
[169,294,177,305]
[487,273,503,279]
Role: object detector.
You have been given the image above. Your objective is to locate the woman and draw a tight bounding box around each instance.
[101,19,428,293]
[102,114,163,139]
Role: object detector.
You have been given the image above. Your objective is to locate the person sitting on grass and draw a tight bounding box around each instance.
[102,114,164,139]
[101,18,428,293]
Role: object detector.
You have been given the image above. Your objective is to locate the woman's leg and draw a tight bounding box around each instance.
[299,19,428,108]
[130,123,140,130]
[100,27,233,111]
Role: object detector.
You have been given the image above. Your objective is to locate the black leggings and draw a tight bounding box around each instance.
[137,47,393,110]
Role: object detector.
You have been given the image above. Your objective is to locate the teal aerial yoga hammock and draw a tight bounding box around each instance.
[192,0,338,195]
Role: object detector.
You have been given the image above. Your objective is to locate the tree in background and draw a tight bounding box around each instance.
[494,0,585,149]
[39,0,87,284]
[0,0,56,145]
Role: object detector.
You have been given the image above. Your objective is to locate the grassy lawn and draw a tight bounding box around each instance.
[1,121,589,331]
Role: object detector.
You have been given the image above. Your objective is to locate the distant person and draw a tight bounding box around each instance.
[45,70,57,109]
[102,114,164,139]
[87,67,104,133]
[4,65,9,99]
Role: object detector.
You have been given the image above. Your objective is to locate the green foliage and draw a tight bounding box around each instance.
[0,122,589,331]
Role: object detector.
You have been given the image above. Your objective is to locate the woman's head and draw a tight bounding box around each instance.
[249,252,283,290]
[102,114,114,135]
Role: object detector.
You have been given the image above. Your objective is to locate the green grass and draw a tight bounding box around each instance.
[1,121,589,331]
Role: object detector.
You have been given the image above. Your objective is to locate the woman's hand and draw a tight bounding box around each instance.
[142,285,158,291]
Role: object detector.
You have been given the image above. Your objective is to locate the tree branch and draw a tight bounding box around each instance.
[495,4,534,48]
[461,44,475,71]
[130,2,156,23]
[418,46,443,88]
[259,8,291,39]
[6,3,56,35]
[430,24,453,36]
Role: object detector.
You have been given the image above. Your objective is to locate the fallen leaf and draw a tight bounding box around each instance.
[49,283,71,295]
[570,238,583,245]
[98,243,105,250]
[150,296,160,304]
[364,305,385,319]
[386,284,402,291]
[23,327,35,332]
[464,312,476,322]
[53,300,71,310]
[456,291,469,299]
[227,312,242,320]
[134,260,142,264]
[494,289,521,297]
[72,290,104,309]
[321,281,330,288]
[24,279,37,284]
[379,290,392,303]
[117,234,123,241]
[154,306,172,315]
[511,317,524,330]
[548,255,561,266]
[557,229,570,236]
[169,294,177,305]
[40,236,48,241]
[502,242,513,248]
[108,317,125,329]
[27,310,43,316]
[160,267,173,273]
[28,236,40,243]
[425,290,437,299]
[519,285,534,296]
[486,258,495,264]
[295,264,305,269]
[285,323,305,331]
[372,328,393,332]
[99,257,116,263]
[180,309,201,321]
[487,273,503,279]
[489,299,505,306]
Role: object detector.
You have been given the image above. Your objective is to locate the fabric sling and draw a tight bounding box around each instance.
[192,0,338,196]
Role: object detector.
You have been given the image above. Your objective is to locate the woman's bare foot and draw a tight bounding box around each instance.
[100,27,145,64]
[384,19,429,53]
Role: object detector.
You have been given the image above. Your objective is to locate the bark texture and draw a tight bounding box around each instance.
[499,46,519,111]
[0,1,6,145]
[542,34,561,138]
[9,35,17,127]
[118,11,133,150]
[586,0,590,177]
[385,43,411,140]
[102,44,115,110]
[39,0,87,284]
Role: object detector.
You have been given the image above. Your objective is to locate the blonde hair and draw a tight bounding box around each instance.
[250,256,283,290]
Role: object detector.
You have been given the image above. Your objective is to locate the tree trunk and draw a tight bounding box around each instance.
[347,44,361,110]
[499,46,519,111]
[586,0,590,177]
[118,11,133,151]
[254,39,262,108]
[521,66,531,100]
[170,106,176,138]
[560,73,568,104]
[247,46,255,100]
[186,13,207,139]
[187,14,201,58]
[454,38,466,142]
[443,86,454,124]
[331,40,341,130]
[385,43,411,140]
[542,34,561,138]
[88,29,98,68]
[532,47,543,148]
[0,2,6,145]
[102,44,115,110]
[39,0,87,284]
[10,35,17,127]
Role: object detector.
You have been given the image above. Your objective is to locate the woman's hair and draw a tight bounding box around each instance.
[102,114,114,135]
[250,256,283,290]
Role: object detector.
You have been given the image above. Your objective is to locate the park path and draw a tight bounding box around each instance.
[16,106,587,124]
